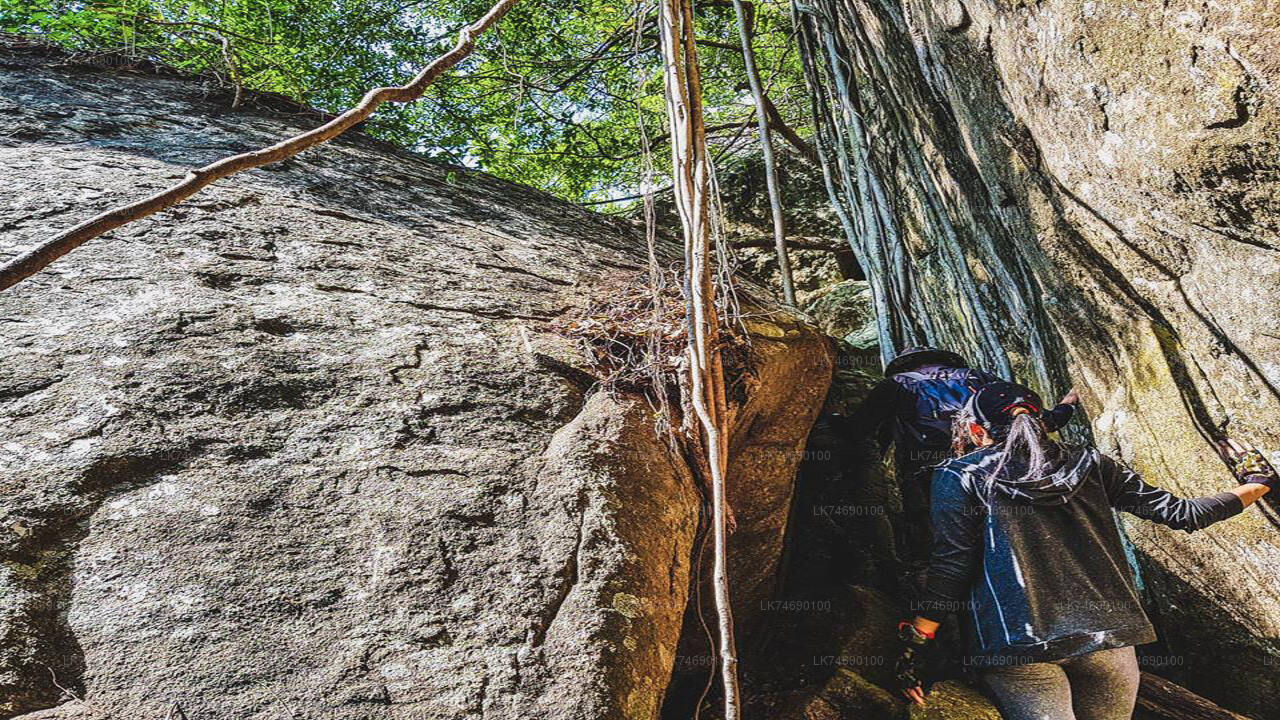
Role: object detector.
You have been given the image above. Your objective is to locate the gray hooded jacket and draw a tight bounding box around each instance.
[919,443,1243,667]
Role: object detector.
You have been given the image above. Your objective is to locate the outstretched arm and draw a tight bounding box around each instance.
[917,468,985,619]
[1100,440,1275,532]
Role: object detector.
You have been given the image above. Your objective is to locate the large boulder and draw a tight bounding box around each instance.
[799,0,1280,715]
[0,48,831,719]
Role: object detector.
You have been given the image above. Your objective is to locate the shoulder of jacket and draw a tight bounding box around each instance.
[1087,449,1127,477]
[940,448,1005,484]
[934,454,982,486]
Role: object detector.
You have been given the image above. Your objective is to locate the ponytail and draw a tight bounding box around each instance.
[962,381,1059,503]
[985,411,1051,502]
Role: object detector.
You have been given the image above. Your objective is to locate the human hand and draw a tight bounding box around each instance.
[896,646,926,706]
[1216,438,1279,492]
[1059,388,1080,406]
[895,622,932,707]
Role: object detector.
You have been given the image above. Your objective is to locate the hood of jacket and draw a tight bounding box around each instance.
[974,443,1101,505]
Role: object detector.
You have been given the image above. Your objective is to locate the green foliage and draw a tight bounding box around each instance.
[1,0,809,203]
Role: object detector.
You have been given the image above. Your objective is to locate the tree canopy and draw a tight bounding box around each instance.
[2,0,810,204]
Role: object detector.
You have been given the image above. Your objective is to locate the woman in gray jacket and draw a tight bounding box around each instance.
[895,381,1276,720]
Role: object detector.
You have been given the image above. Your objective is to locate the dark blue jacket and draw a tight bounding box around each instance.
[919,444,1243,667]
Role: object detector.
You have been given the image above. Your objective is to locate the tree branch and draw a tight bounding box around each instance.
[106,12,279,46]
[0,0,521,291]
[1137,672,1250,720]
[642,33,743,52]
[759,92,817,164]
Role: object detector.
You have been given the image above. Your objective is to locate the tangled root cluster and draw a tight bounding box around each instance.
[553,269,753,406]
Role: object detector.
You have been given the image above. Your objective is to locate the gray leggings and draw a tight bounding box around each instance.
[981,646,1140,720]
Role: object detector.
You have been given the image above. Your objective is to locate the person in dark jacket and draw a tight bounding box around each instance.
[849,346,1078,564]
[895,382,1277,720]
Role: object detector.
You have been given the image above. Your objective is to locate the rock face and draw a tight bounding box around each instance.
[803,280,879,351]
[0,50,832,719]
[797,0,1280,715]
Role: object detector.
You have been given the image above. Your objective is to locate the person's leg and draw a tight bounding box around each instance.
[981,661,1075,720]
[1060,646,1140,720]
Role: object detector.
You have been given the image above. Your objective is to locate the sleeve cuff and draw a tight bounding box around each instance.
[1188,490,1245,531]
[1041,403,1074,431]
[1210,490,1245,518]
[917,582,970,622]
[915,601,954,624]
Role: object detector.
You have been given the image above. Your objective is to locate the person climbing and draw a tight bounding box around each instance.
[894,381,1278,719]
[848,346,1078,566]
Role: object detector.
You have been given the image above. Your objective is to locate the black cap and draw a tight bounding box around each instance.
[971,381,1044,430]
[884,346,969,375]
